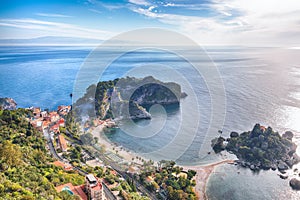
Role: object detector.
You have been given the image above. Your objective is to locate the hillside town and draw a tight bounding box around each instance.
[25,105,198,200]
[28,105,119,199]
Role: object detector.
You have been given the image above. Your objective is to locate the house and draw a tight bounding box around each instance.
[40,111,48,118]
[42,121,50,129]
[57,105,71,116]
[50,124,60,134]
[145,176,154,184]
[58,134,68,152]
[49,111,60,122]
[36,120,42,127]
[30,119,43,131]
[85,174,104,200]
[33,107,41,118]
[55,183,88,200]
[127,166,140,175]
[57,118,65,127]
[53,161,73,171]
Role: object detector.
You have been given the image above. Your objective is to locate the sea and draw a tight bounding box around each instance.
[0,45,300,199]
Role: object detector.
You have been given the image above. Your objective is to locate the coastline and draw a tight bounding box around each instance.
[90,123,234,199]
[183,160,234,200]
[90,123,150,165]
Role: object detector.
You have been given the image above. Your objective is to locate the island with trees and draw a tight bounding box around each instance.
[73,76,186,121]
[211,124,300,190]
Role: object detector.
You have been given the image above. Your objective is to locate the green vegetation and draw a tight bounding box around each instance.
[212,124,300,171]
[0,109,84,199]
[98,168,151,200]
[139,160,197,200]
[80,132,97,145]
[119,191,150,200]
[65,110,81,139]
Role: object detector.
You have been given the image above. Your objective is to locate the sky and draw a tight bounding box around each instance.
[0,0,299,46]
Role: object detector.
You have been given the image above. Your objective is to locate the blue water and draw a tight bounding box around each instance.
[1,46,300,199]
[0,46,89,109]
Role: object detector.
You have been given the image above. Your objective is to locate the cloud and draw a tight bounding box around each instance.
[128,0,150,6]
[0,18,112,40]
[87,0,124,10]
[35,13,72,18]
[89,9,102,14]
[130,0,300,46]
[148,6,156,12]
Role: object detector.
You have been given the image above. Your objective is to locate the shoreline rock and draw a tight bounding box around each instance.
[290,178,300,190]
[0,97,17,110]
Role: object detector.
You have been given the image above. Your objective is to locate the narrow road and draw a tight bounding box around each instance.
[44,129,64,161]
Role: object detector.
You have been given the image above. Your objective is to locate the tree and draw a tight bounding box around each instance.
[80,133,95,145]
[94,137,99,144]
[187,170,196,180]
[152,181,159,191]
[174,166,181,175]
[0,141,22,168]
[155,173,162,184]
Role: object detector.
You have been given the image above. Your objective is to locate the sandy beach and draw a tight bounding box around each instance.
[183,160,234,200]
[91,123,234,199]
[90,123,149,165]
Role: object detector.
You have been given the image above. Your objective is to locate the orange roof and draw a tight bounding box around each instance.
[33,107,41,113]
[53,160,65,168]
[42,121,50,127]
[74,185,88,200]
[50,124,60,133]
[58,118,65,126]
[145,176,154,183]
[53,161,73,171]
[58,134,68,151]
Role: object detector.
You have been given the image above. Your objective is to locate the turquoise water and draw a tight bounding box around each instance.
[1,46,300,199]
[62,186,74,195]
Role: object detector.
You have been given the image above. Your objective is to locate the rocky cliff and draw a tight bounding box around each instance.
[212,124,300,172]
[75,76,186,120]
[0,97,17,110]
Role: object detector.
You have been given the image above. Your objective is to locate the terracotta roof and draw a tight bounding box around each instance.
[50,124,60,133]
[53,161,73,171]
[58,118,65,126]
[58,134,68,151]
[145,176,154,183]
[74,185,88,200]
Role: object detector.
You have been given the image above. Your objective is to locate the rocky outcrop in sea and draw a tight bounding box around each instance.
[0,97,17,110]
[73,76,186,120]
